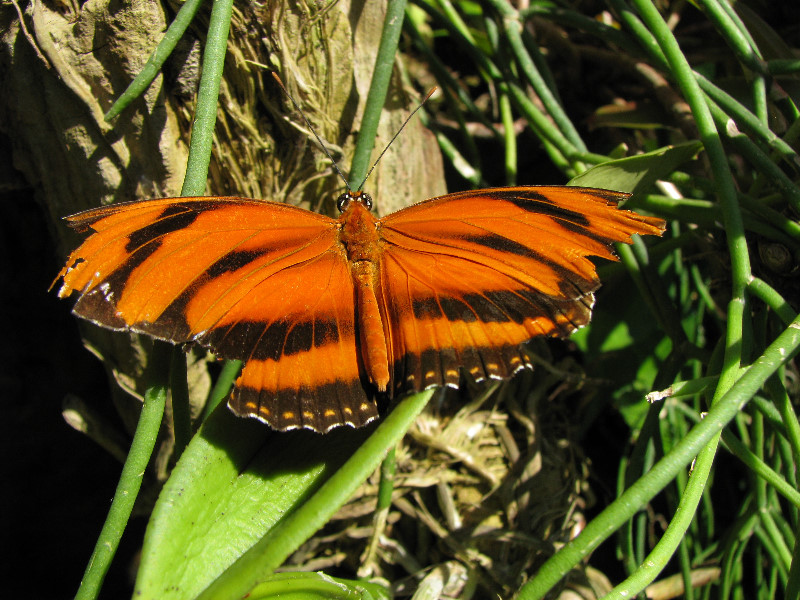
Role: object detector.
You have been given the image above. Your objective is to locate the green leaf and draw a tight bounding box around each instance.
[133,406,374,599]
[568,141,703,194]
[246,572,391,600]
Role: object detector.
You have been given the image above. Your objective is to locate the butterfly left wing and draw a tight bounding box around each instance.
[57,197,377,431]
[376,186,665,396]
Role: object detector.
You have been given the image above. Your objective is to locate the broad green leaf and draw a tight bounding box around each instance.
[569,141,702,194]
[134,405,374,599]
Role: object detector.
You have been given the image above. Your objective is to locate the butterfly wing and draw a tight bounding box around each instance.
[58,197,377,432]
[377,186,665,395]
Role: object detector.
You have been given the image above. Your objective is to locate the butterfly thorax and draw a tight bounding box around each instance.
[338,193,382,263]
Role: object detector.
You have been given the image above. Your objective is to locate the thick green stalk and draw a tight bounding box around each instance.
[180,0,233,197]
[695,0,766,75]
[73,0,233,594]
[74,371,168,600]
[348,0,408,189]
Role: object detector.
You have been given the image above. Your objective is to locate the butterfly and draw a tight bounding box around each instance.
[56,186,665,432]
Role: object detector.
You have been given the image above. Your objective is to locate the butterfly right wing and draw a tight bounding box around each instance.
[376,186,665,396]
[58,197,377,431]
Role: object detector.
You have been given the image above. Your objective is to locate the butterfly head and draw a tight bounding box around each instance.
[336,190,373,213]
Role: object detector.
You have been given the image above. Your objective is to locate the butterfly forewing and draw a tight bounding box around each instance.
[61,197,337,337]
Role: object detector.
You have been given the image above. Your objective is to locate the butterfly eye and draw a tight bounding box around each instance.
[336,192,352,213]
[336,192,373,212]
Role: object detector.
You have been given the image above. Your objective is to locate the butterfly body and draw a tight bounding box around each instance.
[337,192,391,392]
[57,186,664,432]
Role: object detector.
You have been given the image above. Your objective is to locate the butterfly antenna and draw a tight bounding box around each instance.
[356,87,437,191]
[271,72,351,190]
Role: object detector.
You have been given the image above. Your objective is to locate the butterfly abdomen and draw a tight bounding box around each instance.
[351,261,390,391]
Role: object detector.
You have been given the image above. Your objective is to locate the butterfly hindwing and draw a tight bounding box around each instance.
[220,250,377,431]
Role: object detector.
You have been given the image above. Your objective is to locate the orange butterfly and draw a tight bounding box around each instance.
[56,186,664,432]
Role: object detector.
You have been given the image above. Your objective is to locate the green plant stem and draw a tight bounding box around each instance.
[632,0,750,293]
[377,446,397,510]
[485,0,587,154]
[520,4,641,57]
[358,445,398,577]
[747,279,795,321]
[403,9,498,139]
[769,59,800,75]
[104,0,206,120]
[430,0,502,80]
[348,0,408,189]
[504,81,578,173]
[195,391,433,600]
[702,95,800,211]
[517,314,800,599]
[694,71,800,170]
[786,523,800,598]
[616,9,750,594]
[695,0,766,75]
[720,430,800,508]
[769,367,800,479]
[738,194,800,242]
[181,0,233,197]
[607,0,669,68]
[202,358,243,420]
[499,92,516,184]
[74,379,168,600]
[617,242,685,352]
[74,0,232,585]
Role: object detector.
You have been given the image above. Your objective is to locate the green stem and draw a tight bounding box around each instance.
[499,91,517,184]
[202,359,243,420]
[785,520,800,598]
[695,0,766,75]
[605,427,721,599]
[747,277,796,325]
[170,348,191,458]
[694,71,800,172]
[768,369,800,483]
[74,373,168,600]
[348,0,408,189]
[720,430,800,509]
[486,0,587,153]
[180,0,234,197]
[104,0,206,120]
